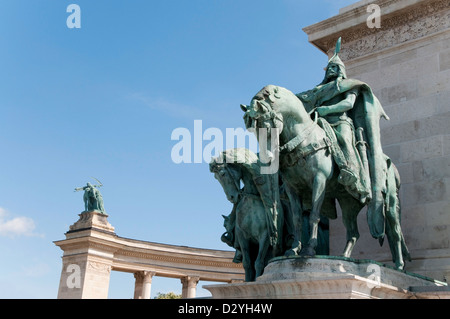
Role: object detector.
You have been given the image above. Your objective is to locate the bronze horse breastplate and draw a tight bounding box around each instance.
[279,123,332,168]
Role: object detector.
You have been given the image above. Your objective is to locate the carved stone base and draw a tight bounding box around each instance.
[57,211,115,299]
[69,211,115,234]
[204,256,449,299]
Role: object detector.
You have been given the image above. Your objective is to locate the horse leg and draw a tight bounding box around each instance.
[236,230,255,282]
[255,233,270,279]
[338,197,362,258]
[385,189,405,270]
[388,163,412,270]
[385,216,404,270]
[283,186,303,256]
[301,173,327,256]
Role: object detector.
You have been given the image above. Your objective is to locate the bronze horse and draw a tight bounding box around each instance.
[210,148,330,281]
[241,85,410,270]
[210,148,284,281]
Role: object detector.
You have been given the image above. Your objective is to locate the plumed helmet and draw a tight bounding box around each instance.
[322,37,347,82]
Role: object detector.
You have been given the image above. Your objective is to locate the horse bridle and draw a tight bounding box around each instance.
[251,98,330,168]
[252,99,284,132]
[216,163,262,201]
[224,164,242,196]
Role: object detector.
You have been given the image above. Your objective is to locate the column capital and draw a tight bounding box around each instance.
[143,271,156,283]
[134,271,156,299]
[181,276,200,299]
[181,276,200,286]
[134,272,144,281]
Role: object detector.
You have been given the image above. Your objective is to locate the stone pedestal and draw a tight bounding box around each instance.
[56,211,116,299]
[68,210,115,233]
[204,257,449,299]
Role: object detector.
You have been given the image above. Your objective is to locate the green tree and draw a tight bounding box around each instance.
[154,292,182,299]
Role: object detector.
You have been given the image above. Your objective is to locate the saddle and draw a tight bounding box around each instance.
[316,117,347,171]
[279,121,332,168]
[318,117,371,203]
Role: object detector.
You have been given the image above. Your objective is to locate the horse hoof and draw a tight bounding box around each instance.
[395,264,405,271]
[284,249,297,257]
[300,247,316,257]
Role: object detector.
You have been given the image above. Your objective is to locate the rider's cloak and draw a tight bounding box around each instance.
[297,78,391,241]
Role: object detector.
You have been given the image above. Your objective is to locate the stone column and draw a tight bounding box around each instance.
[142,271,156,299]
[134,271,156,299]
[134,272,144,299]
[181,276,200,299]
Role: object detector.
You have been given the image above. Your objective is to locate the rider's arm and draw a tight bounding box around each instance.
[317,90,357,116]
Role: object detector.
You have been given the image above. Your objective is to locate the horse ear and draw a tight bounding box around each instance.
[274,87,281,99]
[240,104,248,112]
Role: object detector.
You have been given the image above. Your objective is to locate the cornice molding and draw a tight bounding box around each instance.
[115,249,242,269]
[304,0,450,61]
[303,0,401,36]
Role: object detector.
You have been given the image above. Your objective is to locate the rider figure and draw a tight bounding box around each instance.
[75,182,106,214]
[315,55,359,187]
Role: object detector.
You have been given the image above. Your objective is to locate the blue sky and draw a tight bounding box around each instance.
[0,0,358,298]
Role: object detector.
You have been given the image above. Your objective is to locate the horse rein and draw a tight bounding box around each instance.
[220,164,264,202]
[254,103,330,168]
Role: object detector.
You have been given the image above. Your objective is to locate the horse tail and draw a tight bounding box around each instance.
[401,234,412,262]
[393,165,412,262]
[385,161,412,263]
[385,220,411,263]
[393,162,401,190]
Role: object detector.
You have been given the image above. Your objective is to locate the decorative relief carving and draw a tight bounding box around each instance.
[143,271,156,283]
[316,0,450,61]
[134,272,144,281]
[87,261,112,274]
[181,276,200,287]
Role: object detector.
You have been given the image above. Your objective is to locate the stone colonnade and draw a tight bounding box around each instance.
[54,211,244,299]
[132,272,200,299]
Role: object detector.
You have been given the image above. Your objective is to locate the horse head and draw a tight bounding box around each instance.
[241,85,287,135]
[210,157,242,204]
[242,84,311,130]
[210,148,262,203]
[241,85,312,164]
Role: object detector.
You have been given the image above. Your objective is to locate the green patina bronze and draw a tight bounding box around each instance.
[210,148,329,281]
[231,38,411,277]
[74,178,106,215]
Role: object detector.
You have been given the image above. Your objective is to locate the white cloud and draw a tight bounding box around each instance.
[0,207,40,238]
